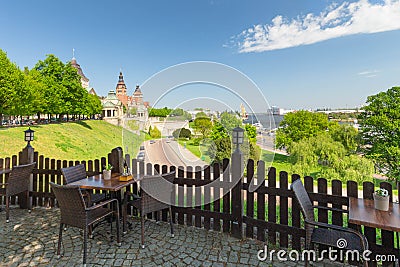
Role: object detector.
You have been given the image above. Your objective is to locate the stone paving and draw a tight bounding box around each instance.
[0,207,356,266]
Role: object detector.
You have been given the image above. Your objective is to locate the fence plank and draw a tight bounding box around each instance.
[256,161,266,241]
[222,158,231,233]
[204,165,211,230]
[279,171,289,248]
[194,166,202,228]
[186,166,194,226]
[291,174,301,250]
[178,166,185,225]
[245,160,255,238]
[212,163,220,231]
[268,166,276,245]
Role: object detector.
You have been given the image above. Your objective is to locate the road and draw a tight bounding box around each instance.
[143,139,207,168]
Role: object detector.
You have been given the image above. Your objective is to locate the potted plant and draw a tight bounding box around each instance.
[373,188,389,211]
[103,164,113,180]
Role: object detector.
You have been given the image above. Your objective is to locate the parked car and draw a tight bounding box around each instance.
[137,151,145,162]
[140,145,145,151]
[149,140,155,144]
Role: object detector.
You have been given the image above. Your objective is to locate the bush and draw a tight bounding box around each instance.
[172,128,191,139]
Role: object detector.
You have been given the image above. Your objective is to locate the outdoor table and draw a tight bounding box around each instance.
[69,173,142,234]
[349,197,400,264]
[349,197,400,232]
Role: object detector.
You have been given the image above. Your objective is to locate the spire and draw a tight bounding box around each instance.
[118,71,124,82]
[72,48,76,60]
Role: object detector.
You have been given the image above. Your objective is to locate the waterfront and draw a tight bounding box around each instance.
[243,113,284,130]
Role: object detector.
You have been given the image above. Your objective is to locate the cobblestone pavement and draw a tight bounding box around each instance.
[0,207,355,266]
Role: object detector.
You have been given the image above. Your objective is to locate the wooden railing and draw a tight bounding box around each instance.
[0,147,397,266]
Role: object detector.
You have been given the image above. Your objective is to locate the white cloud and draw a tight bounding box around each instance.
[357,69,380,77]
[232,0,400,53]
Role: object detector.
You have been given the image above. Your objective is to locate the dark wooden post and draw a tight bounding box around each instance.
[18,145,35,209]
[231,148,243,239]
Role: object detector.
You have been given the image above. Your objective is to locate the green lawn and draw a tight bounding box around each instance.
[0,120,143,161]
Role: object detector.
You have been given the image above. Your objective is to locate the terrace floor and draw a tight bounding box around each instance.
[0,207,355,267]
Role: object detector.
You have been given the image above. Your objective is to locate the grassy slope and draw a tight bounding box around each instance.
[0,120,143,161]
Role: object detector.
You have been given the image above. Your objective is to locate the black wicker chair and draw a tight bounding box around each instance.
[0,162,36,222]
[123,171,175,248]
[291,179,368,267]
[50,182,121,266]
[61,164,107,205]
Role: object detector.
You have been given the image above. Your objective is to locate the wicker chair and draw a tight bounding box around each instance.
[123,171,175,248]
[0,162,36,222]
[50,182,121,266]
[61,164,107,205]
[291,179,368,267]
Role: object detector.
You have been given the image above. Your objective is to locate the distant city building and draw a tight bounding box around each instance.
[70,56,90,89]
[102,72,150,126]
[115,71,132,107]
[70,52,98,95]
[102,90,124,126]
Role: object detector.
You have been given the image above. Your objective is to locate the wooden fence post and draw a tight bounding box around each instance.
[18,145,35,209]
[231,148,243,239]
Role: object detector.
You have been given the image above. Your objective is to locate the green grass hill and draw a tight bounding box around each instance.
[0,120,143,161]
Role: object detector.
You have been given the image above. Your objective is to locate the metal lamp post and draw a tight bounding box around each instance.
[24,127,34,148]
[232,127,244,152]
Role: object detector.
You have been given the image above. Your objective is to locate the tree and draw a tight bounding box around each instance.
[149,125,161,138]
[244,124,257,143]
[195,111,208,118]
[148,107,171,117]
[359,86,400,180]
[220,112,242,133]
[172,128,191,139]
[209,121,229,140]
[276,110,330,150]
[208,137,232,163]
[328,123,358,153]
[193,117,212,137]
[289,133,374,183]
[0,49,25,122]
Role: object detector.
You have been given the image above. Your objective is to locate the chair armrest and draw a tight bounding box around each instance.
[86,198,119,211]
[313,205,348,213]
[304,219,368,250]
[124,191,140,199]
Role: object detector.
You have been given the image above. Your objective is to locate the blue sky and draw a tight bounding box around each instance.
[1,0,400,111]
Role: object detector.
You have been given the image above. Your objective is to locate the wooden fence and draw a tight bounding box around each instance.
[0,147,397,266]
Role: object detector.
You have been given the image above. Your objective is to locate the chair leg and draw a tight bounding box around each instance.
[83,226,88,266]
[57,223,63,258]
[6,196,9,223]
[27,191,31,213]
[169,207,174,237]
[122,199,127,234]
[115,208,121,246]
[141,215,145,249]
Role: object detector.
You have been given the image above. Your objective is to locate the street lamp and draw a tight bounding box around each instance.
[24,127,34,148]
[232,127,244,152]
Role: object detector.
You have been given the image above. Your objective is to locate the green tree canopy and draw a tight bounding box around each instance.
[328,123,358,153]
[148,107,172,117]
[0,49,26,121]
[149,125,161,138]
[172,128,192,139]
[276,110,330,150]
[194,117,212,137]
[359,86,400,180]
[220,112,242,134]
[289,133,374,184]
